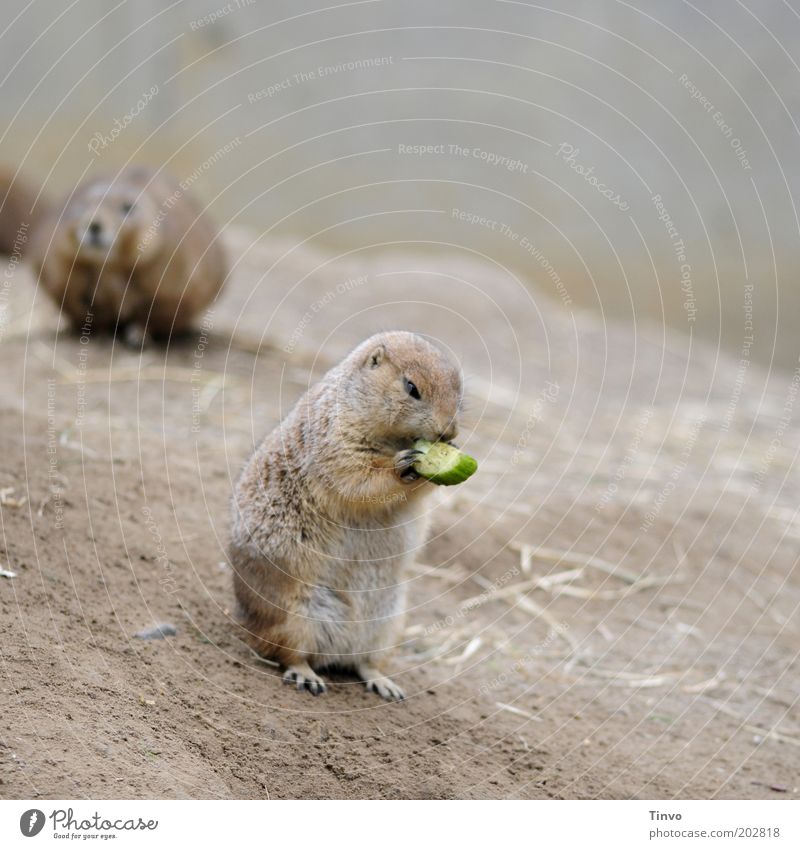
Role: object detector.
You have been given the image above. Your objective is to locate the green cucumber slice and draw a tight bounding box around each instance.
[412,439,478,486]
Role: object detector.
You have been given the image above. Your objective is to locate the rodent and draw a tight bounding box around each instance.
[229,331,463,700]
[27,166,227,344]
[0,168,41,258]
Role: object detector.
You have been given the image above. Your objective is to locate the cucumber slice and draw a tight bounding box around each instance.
[412,439,478,486]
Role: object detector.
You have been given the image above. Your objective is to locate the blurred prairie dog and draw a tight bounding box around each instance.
[28,166,227,343]
[229,331,463,700]
[0,168,41,257]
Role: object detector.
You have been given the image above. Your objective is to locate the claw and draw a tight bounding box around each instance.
[282,664,327,696]
[395,448,424,479]
[360,668,406,701]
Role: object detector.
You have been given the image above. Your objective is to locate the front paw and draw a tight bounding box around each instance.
[394,448,422,481]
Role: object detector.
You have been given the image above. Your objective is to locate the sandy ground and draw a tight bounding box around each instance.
[1,232,799,799]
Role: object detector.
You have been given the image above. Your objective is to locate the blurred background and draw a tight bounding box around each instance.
[1,0,799,368]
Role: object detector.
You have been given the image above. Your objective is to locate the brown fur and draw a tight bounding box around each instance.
[0,168,41,258]
[27,166,227,341]
[229,331,463,699]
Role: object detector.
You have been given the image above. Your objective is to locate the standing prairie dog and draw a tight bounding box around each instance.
[28,166,227,343]
[229,331,463,700]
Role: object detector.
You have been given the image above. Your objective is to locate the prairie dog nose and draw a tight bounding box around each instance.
[88,220,103,243]
[439,424,458,443]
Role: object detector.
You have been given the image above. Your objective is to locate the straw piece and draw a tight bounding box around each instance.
[407,561,469,585]
[0,487,26,508]
[444,636,483,665]
[469,575,580,656]
[510,542,640,584]
[246,646,279,667]
[549,574,676,600]
[518,543,533,575]
[577,665,677,688]
[683,673,726,694]
[495,702,542,721]
[700,697,800,748]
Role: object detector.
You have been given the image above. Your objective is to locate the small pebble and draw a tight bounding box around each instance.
[134,623,177,640]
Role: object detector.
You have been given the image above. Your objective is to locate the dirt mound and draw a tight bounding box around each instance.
[1,233,798,798]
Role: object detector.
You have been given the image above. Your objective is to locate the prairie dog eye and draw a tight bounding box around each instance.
[404,377,421,400]
[121,202,134,214]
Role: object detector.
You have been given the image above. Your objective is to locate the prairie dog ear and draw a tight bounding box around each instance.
[364,344,386,369]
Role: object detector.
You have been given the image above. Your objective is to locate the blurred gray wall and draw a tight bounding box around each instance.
[2,0,799,368]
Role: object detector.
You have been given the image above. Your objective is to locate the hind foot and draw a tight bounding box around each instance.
[282,663,326,696]
[357,663,405,701]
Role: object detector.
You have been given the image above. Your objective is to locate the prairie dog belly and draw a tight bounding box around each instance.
[307,518,422,666]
